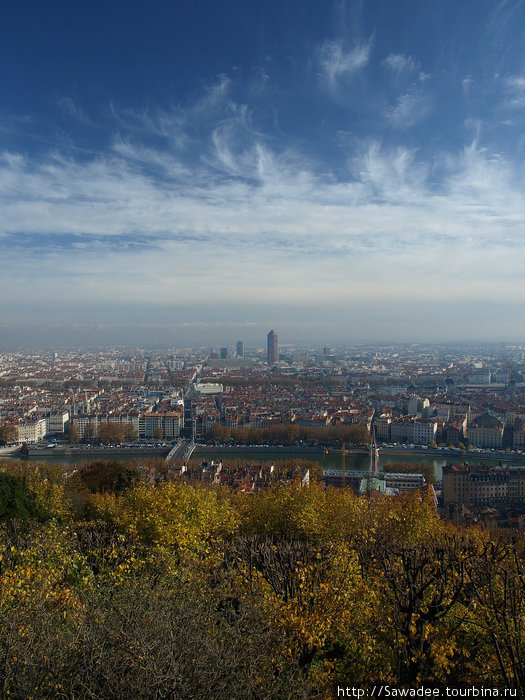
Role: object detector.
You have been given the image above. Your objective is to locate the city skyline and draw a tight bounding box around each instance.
[2,1,525,347]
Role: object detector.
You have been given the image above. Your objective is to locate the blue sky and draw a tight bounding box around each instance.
[2,0,525,347]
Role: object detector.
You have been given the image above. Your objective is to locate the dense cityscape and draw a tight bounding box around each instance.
[3,334,525,447]
[2,334,525,528]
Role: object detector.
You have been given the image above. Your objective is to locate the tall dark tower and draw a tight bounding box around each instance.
[267,329,279,364]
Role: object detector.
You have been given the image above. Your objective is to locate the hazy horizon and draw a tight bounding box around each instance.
[2,1,525,346]
[0,322,523,353]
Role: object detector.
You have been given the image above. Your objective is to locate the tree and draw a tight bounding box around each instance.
[83,423,96,441]
[114,467,142,494]
[463,539,525,694]
[372,533,478,685]
[206,423,231,442]
[66,424,79,444]
[0,424,18,444]
[73,461,142,495]
[124,424,138,442]
[0,472,48,523]
[98,423,125,444]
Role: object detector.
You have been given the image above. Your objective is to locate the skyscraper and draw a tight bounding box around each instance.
[236,340,244,357]
[267,329,278,364]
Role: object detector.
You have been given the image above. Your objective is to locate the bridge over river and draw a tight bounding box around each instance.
[165,440,196,463]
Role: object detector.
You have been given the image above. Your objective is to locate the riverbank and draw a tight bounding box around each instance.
[3,440,522,461]
[12,445,170,460]
[3,443,525,476]
[197,443,525,464]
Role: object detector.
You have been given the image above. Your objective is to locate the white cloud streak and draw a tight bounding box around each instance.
[386,92,433,128]
[502,74,525,109]
[318,39,372,93]
[2,122,525,313]
[2,69,525,338]
[382,53,419,76]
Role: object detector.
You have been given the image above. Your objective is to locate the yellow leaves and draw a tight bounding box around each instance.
[2,465,522,694]
[85,482,240,564]
[0,521,91,625]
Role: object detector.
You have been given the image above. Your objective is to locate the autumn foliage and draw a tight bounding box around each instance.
[205,421,369,446]
[0,457,524,698]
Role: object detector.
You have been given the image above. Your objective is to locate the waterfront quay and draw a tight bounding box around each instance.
[4,443,525,475]
[20,444,170,460]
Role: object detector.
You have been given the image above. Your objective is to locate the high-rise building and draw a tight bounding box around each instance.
[220,347,228,359]
[267,329,278,364]
[236,340,244,357]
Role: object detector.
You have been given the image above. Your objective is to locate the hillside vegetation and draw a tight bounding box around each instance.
[0,458,524,698]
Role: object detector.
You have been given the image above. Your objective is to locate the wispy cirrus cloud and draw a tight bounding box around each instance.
[57,97,94,126]
[382,53,419,77]
[2,101,525,319]
[318,38,372,93]
[502,74,525,109]
[2,53,525,339]
[385,91,433,128]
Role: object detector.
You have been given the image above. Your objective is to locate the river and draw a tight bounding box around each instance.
[3,446,525,481]
[192,447,525,480]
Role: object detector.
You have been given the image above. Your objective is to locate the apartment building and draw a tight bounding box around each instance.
[46,411,70,434]
[384,472,425,490]
[374,415,392,441]
[513,421,525,450]
[139,411,184,439]
[466,412,504,448]
[18,418,47,443]
[413,419,438,445]
[443,464,525,506]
